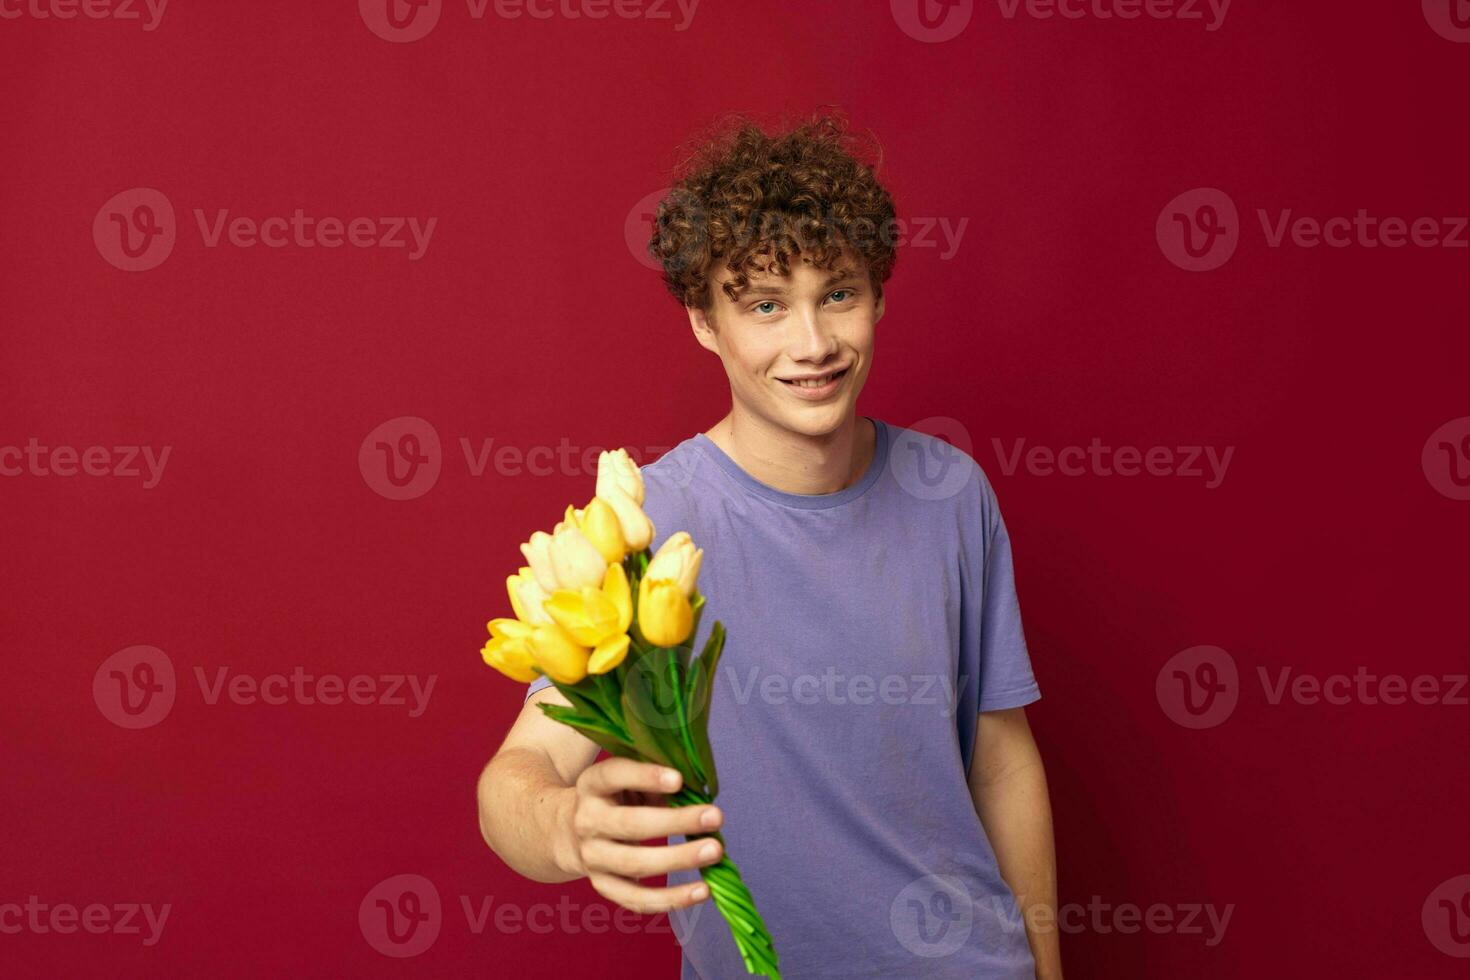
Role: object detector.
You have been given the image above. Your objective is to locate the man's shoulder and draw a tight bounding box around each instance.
[638,433,708,496]
[879,418,998,516]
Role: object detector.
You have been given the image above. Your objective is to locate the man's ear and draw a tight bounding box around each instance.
[688,304,719,355]
[874,292,886,325]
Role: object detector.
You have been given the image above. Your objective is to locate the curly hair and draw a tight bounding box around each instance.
[648,109,899,313]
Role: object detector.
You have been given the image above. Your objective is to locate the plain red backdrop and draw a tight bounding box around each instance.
[3,1,1468,976]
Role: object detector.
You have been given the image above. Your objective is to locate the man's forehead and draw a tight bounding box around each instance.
[714,254,865,298]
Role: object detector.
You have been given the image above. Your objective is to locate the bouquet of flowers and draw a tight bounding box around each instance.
[479,449,782,978]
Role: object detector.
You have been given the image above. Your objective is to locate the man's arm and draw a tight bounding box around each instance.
[969,706,1062,980]
[476,686,599,883]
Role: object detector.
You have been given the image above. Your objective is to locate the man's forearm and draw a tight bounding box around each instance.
[972,759,1062,980]
[477,747,584,883]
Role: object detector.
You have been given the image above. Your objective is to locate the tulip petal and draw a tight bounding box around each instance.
[588,633,630,674]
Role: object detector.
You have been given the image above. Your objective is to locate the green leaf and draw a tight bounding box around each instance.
[621,648,693,776]
[689,621,726,796]
[555,682,619,729]
[665,649,706,788]
[537,704,638,759]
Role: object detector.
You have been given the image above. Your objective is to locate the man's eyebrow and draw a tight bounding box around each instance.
[735,269,860,298]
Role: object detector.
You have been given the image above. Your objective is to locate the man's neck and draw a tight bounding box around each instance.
[704,409,876,496]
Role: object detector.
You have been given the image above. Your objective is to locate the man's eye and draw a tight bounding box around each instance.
[753,301,779,315]
[828,289,855,303]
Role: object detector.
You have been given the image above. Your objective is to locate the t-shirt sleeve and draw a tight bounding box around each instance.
[970,469,1041,712]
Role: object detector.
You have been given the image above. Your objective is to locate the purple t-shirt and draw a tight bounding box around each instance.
[526,417,1042,978]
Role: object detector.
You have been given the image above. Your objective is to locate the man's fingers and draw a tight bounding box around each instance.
[588,871,710,915]
[580,757,681,799]
[583,836,724,880]
[596,802,723,842]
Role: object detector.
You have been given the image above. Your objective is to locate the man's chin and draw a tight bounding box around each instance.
[767,401,854,439]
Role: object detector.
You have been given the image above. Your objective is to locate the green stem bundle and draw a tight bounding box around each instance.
[670,787,782,979]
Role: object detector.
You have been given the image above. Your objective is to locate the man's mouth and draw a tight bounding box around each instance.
[779,367,848,389]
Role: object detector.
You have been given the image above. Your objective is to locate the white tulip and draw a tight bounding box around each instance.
[646,530,703,596]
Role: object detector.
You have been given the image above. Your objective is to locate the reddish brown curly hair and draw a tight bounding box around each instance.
[648,109,899,314]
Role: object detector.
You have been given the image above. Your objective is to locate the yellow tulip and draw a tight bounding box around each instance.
[646,531,703,596]
[507,566,554,625]
[549,525,607,590]
[639,576,693,647]
[527,622,590,685]
[482,633,538,682]
[521,526,607,593]
[482,617,539,682]
[597,448,645,505]
[543,563,632,647]
[597,450,654,552]
[588,634,630,674]
[569,496,625,564]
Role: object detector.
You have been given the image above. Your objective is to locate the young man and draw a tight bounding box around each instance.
[478,114,1062,979]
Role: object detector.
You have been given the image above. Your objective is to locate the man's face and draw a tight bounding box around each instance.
[688,249,884,439]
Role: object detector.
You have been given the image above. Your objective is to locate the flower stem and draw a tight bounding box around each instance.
[669,787,782,979]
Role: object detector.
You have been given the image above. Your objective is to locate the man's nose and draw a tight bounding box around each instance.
[789,308,839,361]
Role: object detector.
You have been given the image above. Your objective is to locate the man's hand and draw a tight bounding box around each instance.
[566,757,727,914]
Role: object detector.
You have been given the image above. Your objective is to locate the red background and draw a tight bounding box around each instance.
[3,1,1468,976]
